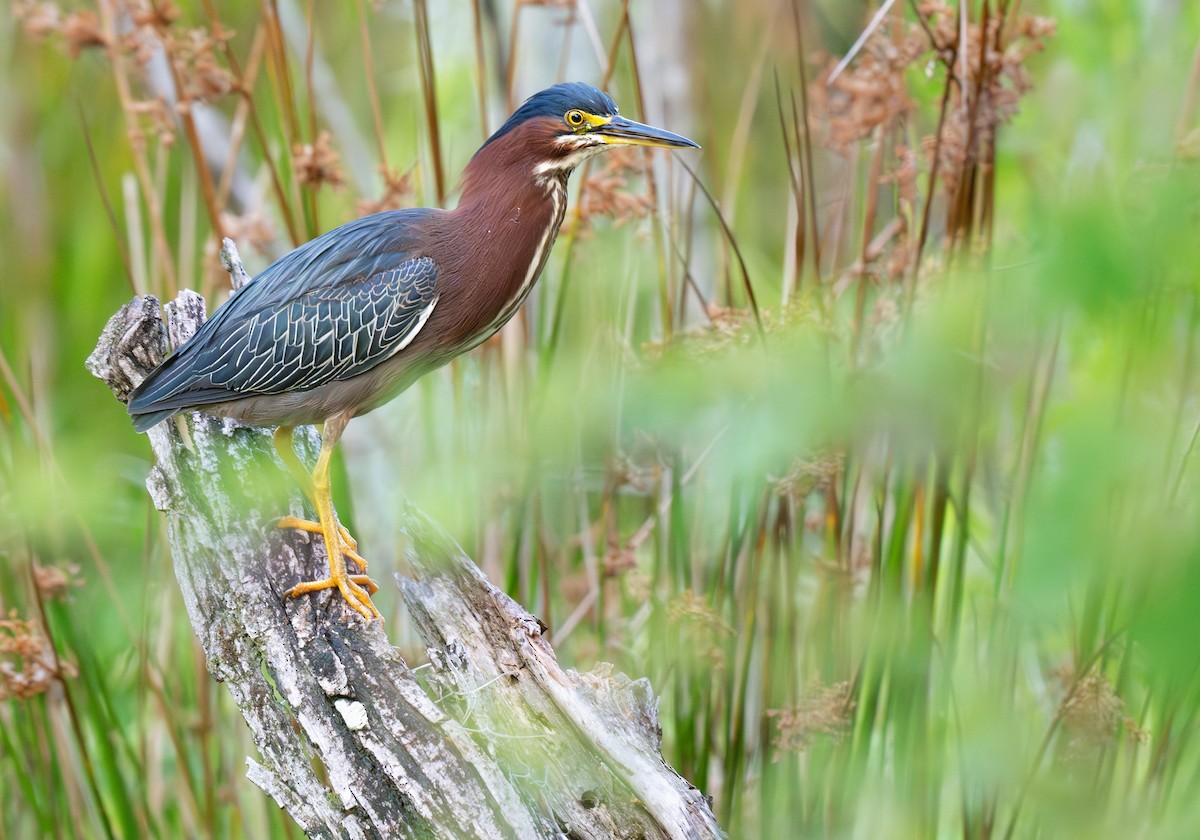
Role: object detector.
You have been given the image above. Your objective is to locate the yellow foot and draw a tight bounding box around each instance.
[278,516,366,569]
[277,515,381,620]
[285,574,381,620]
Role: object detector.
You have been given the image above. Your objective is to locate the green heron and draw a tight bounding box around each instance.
[127,83,698,621]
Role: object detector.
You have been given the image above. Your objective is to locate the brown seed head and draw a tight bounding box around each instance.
[293,131,346,191]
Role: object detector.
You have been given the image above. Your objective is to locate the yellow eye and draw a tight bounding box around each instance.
[565,109,586,127]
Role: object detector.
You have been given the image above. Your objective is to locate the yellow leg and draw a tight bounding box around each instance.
[273,426,359,557]
[277,418,381,621]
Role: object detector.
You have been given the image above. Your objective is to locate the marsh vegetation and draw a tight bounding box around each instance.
[2,1,1200,837]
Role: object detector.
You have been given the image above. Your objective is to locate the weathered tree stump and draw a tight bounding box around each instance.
[85,241,723,840]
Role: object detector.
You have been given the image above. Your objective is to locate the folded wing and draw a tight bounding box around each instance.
[128,211,439,431]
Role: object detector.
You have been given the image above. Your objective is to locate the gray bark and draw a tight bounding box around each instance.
[85,241,723,840]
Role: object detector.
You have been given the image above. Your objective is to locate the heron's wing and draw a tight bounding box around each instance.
[193,257,438,395]
[128,210,440,424]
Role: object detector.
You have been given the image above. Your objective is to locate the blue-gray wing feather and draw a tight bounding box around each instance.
[127,209,439,427]
[193,258,436,394]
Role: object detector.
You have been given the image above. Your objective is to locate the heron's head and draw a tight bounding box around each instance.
[481,82,699,179]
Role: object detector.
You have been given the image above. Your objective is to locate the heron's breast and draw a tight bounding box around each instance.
[427,177,568,354]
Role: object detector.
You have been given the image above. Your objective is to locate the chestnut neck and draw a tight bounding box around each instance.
[417,117,573,357]
[455,118,570,217]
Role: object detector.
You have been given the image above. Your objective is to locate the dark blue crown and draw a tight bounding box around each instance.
[484,82,618,147]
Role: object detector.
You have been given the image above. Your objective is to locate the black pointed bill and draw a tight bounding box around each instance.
[596,115,700,149]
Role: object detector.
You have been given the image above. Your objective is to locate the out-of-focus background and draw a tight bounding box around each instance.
[3,1,1200,837]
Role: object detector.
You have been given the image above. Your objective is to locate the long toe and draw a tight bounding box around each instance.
[344,547,369,573]
[348,574,379,595]
[278,515,323,535]
[338,577,382,619]
[285,577,337,597]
